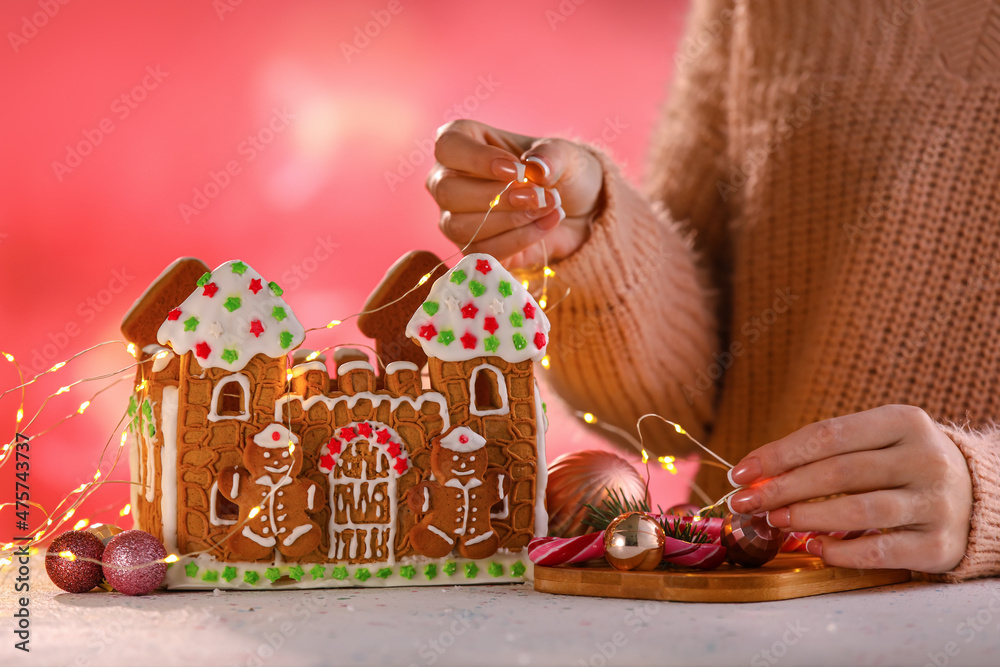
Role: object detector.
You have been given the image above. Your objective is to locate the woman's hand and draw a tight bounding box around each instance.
[426,119,603,269]
[728,405,974,573]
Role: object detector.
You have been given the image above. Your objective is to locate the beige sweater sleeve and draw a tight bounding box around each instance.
[542,0,733,451]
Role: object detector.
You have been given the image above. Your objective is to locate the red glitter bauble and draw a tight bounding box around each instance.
[721,513,783,567]
[101,530,167,596]
[45,531,106,593]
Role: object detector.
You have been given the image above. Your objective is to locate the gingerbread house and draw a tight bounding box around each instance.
[122,253,549,589]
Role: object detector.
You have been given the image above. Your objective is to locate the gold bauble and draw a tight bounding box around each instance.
[546,450,648,537]
[87,524,123,546]
[603,512,665,571]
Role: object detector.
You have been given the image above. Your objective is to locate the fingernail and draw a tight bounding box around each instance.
[492,158,521,179]
[509,186,544,208]
[525,155,551,182]
[730,458,762,485]
[536,207,564,231]
[555,205,566,222]
[766,507,790,528]
[548,188,562,209]
[533,186,546,208]
[730,489,761,512]
[806,538,823,557]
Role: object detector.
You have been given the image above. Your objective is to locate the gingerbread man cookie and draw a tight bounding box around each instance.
[218,423,323,560]
[406,426,510,559]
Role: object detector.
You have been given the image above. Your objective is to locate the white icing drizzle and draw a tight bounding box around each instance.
[159,386,179,555]
[242,524,276,548]
[232,472,239,497]
[532,380,549,537]
[282,524,313,546]
[421,487,430,513]
[468,364,510,416]
[248,474,293,548]
[384,361,418,375]
[291,361,328,378]
[336,360,374,377]
[464,529,494,547]
[275,390,450,434]
[444,477,482,537]
[207,373,251,422]
[209,480,237,526]
[427,525,454,545]
[143,344,174,372]
[307,484,316,510]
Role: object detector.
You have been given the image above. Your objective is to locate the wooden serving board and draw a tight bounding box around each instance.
[533,553,911,603]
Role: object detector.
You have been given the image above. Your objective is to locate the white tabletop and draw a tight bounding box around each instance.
[3,567,1000,667]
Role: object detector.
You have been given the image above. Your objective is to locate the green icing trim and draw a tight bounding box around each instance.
[279,331,294,349]
[202,569,219,582]
[265,567,281,583]
[498,280,513,297]
[185,562,199,578]
[442,561,457,576]
[437,330,455,346]
[509,312,523,328]
[268,281,283,296]
[222,566,238,582]
[197,272,212,287]
[376,567,393,579]
[289,565,305,582]
[310,565,326,580]
[510,561,526,578]
[332,566,348,580]
[224,296,241,312]
[127,395,138,418]
[512,333,527,350]
[183,316,199,332]
[399,565,416,580]
[422,301,439,316]
[355,568,371,582]
[484,335,500,352]
[488,562,503,577]
[469,280,486,297]
[243,570,260,585]
[272,306,287,321]
[221,348,238,364]
[141,399,153,420]
[231,261,248,275]
[424,564,437,580]
[464,563,479,579]
[450,269,467,285]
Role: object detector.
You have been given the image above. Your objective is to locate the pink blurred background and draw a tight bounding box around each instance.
[0,0,695,541]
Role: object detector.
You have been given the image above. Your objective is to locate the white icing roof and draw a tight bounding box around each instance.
[404,253,550,363]
[156,260,305,371]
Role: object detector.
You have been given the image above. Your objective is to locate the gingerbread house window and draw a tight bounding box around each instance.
[208,374,251,422]
[469,364,509,416]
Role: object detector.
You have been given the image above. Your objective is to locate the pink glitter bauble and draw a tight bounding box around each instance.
[101,530,167,595]
[45,531,106,593]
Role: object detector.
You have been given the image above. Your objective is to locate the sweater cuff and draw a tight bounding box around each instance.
[926,423,1000,582]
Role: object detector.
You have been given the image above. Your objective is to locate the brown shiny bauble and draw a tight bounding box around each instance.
[603,512,666,571]
[546,450,648,537]
[87,524,123,546]
[721,512,783,567]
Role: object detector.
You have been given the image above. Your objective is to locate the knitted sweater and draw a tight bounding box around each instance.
[543,0,1000,581]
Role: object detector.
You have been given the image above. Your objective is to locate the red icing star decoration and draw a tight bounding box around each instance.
[202,282,219,298]
[483,317,499,334]
[167,308,182,321]
[319,453,337,471]
[461,303,478,319]
[376,429,391,444]
[248,278,263,294]
[460,332,477,349]
[249,319,264,338]
[327,438,342,454]
[393,457,409,474]
[523,302,536,319]
[419,324,437,340]
[195,342,211,359]
[340,426,357,441]
[534,332,547,349]
[475,259,492,275]
[357,422,373,438]
[387,441,401,458]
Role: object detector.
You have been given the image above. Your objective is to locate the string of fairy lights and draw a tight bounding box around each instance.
[0,170,727,573]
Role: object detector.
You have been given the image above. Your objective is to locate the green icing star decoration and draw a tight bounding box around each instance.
[509,312,523,328]
[197,272,212,287]
[422,301,439,315]
[310,565,326,580]
[222,566,238,582]
[272,306,287,321]
[224,296,241,312]
[450,269,467,285]
[464,563,479,579]
[355,568,371,582]
[202,569,219,582]
[280,331,294,349]
[442,561,457,576]
[289,565,305,582]
[185,562,199,578]
[183,316,199,332]
[265,567,281,583]
[399,565,416,580]
[221,348,239,364]
[437,330,455,346]
[512,333,527,350]
[269,281,283,296]
[469,280,486,297]
[498,280,513,297]
[488,562,503,577]
[376,567,393,579]
[484,336,500,352]
[244,570,260,585]
[332,566,348,580]
[510,561,526,578]
[231,261,248,275]
[424,564,437,580]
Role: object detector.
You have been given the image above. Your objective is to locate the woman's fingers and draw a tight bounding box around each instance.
[440,203,560,248]
[428,167,551,214]
[434,119,534,177]
[461,210,565,262]
[521,137,603,217]
[769,489,920,533]
[811,529,960,573]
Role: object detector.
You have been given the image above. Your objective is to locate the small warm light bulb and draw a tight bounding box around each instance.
[77,401,91,414]
[2,542,12,550]
[540,355,550,369]
[692,515,703,523]
[74,483,88,493]
[418,272,432,286]
[305,351,320,362]
[35,530,45,541]
[543,266,555,278]
[285,370,293,382]
[641,449,649,464]
[94,470,102,480]
[59,550,77,562]
[288,442,296,453]
[50,361,66,371]
[0,558,11,567]
[127,343,137,358]
[3,352,14,363]
[120,504,131,517]
[490,195,501,209]
[56,386,71,395]
[73,519,89,531]
[164,554,179,563]
[521,280,530,289]
[583,412,596,424]
[15,408,23,424]
[119,433,128,447]
[673,423,686,435]
[539,298,548,309]
[136,380,148,391]
[326,319,342,329]
[46,518,54,526]
[248,507,261,519]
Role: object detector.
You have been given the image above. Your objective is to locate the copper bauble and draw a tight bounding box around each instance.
[87,524,123,546]
[721,512,782,567]
[603,512,665,571]
[546,450,648,537]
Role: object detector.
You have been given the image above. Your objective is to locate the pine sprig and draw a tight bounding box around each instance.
[656,516,712,544]
[582,488,651,532]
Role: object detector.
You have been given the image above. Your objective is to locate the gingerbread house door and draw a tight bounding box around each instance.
[317,421,411,566]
